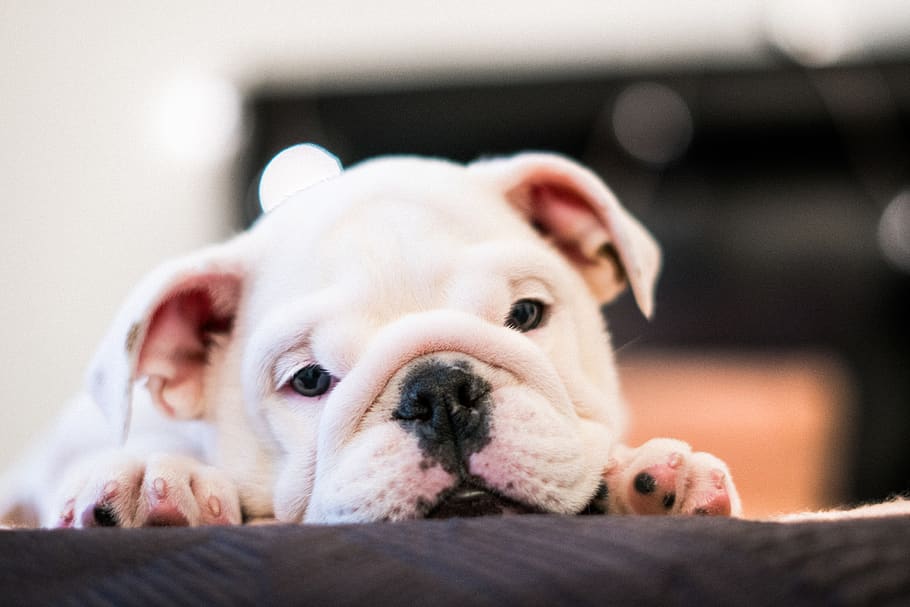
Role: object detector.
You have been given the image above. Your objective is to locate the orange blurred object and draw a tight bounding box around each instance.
[619,350,853,518]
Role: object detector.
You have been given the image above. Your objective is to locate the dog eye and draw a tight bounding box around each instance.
[505,299,546,332]
[289,364,333,397]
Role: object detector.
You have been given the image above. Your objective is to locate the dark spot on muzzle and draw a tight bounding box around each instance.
[394,360,492,474]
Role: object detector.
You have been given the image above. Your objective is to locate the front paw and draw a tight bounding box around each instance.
[52,451,241,528]
[604,438,742,517]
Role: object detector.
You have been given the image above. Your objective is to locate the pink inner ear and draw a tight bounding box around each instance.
[136,281,237,419]
[528,183,612,264]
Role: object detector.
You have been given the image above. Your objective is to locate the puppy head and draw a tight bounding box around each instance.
[87,150,660,522]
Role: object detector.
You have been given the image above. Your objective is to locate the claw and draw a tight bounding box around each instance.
[711,469,726,490]
[208,495,222,518]
[57,499,76,528]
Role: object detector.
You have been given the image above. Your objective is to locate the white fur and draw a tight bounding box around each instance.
[3,150,901,528]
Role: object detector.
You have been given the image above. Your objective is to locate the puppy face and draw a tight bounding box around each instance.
[88,152,660,523]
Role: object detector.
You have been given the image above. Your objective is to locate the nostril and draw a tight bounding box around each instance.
[393,391,434,421]
[415,395,433,420]
[409,394,434,421]
[456,380,477,409]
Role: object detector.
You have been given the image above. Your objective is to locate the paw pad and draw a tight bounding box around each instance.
[78,480,122,527]
[628,464,680,514]
[633,472,656,495]
[82,503,118,527]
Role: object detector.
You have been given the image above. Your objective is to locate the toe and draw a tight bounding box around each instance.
[682,466,737,516]
[145,504,190,526]
[144,478,190,527]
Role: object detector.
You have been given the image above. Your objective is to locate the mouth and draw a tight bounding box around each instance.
[424,480,609,519]
[425,483,542,519]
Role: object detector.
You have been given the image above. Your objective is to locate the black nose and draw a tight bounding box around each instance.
[394,360,492,469]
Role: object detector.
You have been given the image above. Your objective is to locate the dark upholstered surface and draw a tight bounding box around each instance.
[2,515,909,606]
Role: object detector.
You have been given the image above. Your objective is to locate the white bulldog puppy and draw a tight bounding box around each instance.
[1,147,742,527]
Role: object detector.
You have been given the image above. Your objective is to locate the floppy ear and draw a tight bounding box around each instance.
[470,153,661,317]
[85,237,250,440]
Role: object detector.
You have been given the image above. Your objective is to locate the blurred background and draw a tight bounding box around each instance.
[2,1,909,517]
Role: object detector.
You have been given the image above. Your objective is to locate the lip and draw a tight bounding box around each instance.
[423,479,609,519]
[425,483,541,519]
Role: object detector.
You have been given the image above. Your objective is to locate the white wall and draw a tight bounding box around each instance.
[2,0,908,470]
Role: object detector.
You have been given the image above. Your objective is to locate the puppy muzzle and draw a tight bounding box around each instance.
[314,309,578,459]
